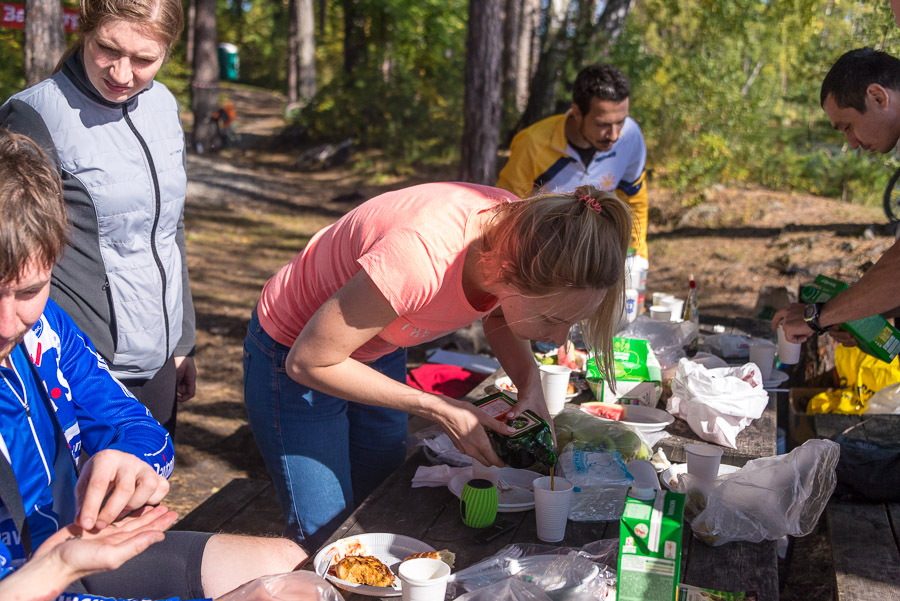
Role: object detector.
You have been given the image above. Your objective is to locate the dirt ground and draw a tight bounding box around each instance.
[171,85,888,599]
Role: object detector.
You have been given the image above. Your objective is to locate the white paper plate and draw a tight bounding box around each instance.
[763,370,789,389]
[314,533,435,596]
[447,467,538,512]
[659,462,741,491]
[494,376,581,400]
[580,404,675,432]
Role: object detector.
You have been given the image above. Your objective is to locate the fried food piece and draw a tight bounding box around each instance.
[404,549,456,568]
[335,555,395,587]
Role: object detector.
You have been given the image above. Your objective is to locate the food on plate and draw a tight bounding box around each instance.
[326,538,370,563]
[404,549,456,568]
[333,556,396,587]
[566,381,577,395]
[497,380,518,394]
[581,401,627,421]
[556,342,588,371]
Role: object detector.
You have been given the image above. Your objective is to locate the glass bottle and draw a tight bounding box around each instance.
[683,274,699,353]
[472,392,558,469]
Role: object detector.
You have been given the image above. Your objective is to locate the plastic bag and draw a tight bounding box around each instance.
[617,315,698,369]
[689,439,839,546]
[556,442,633,522]
[865,383,900,415]
[553,408,653,461]
[700,334,751,360]
[408,425,473,467]
[666,358,769,448]
[807,345,900,415]
[218,570,345,601]
[448,541,616,600]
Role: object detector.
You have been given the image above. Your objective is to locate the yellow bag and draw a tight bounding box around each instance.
[808,345,900,414]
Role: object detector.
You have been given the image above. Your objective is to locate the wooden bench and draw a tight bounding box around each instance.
[788,388,900,601]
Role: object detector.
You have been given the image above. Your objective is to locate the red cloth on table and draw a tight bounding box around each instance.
[406,364,489,398]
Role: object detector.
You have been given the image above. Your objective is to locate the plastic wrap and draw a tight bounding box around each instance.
[616,315,698,369]
[687,439,839,546]
[217,570,345,601]
[553,408,653,462]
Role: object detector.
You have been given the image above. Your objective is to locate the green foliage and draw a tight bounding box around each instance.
[0,30,24,103]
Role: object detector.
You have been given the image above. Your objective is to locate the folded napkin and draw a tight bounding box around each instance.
[411,465,471,488]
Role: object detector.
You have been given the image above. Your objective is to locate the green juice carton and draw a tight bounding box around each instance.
[617,480,685,601]
[800,274,900,363]
[585,337,662,405]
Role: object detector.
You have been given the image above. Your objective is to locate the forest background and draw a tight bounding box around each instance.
[3,0,900,204]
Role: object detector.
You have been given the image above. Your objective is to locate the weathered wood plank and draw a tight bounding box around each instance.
[172,478,272,533]
[828,500,900,601]
[681,527,779,600]
[656,407,777,467]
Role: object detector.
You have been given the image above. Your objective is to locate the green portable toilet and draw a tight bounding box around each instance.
[217,43,239,81]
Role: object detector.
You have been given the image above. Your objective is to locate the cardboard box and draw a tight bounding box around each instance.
[801,275,900,363]
[788,387,828,448]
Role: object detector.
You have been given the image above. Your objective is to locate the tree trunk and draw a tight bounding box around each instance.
[459,0,503,185]
[24,0,64,87]
[342,0,366,74]
[297,0,317,102]
[515,1,570,135]
[287,0,299,106]
[515,0,540,113]
[501,0,521,116]
[191,0,220,152]
[186,0,196,66]
[595,0,633,48]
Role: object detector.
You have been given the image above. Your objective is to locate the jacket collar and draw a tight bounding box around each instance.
[62,49,153,109]
[551,110,573,155]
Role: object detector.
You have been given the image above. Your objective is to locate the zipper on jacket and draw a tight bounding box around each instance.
[102,277,119,352]
[122,106,170,359]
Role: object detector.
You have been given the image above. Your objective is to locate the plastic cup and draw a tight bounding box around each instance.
[685,443,724,481]
[540,365,571,416]
[398,557,451,601]
[649,305,671,321]
[652,292,673,307]
[777,324,802,365]
[662,297,684,321]
[532,476,574,542]
[749,340,777,382]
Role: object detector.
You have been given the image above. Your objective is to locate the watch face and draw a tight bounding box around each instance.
[804,304,817,320]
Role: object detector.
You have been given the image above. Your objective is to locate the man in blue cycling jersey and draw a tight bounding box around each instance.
[0,129,307,601]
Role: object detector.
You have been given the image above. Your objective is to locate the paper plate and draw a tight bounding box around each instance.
[314,533,435,597]
[493,376,582,401]
[659,462,741,491]
[763,370,789,389]
[447,467,537,512]
[580,404,675,432]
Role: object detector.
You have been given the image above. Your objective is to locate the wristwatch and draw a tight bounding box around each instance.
[803,302,831,334]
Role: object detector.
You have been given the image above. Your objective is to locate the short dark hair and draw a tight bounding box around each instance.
[820,47,900,111]
[0,129,67,284]
[572,64,630,115]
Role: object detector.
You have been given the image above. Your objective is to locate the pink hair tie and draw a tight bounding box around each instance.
[577,192,603,214]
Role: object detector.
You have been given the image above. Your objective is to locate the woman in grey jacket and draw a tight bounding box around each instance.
[0,0,196,434]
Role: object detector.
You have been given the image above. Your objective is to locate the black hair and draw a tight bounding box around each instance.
[572,64,630,115]
[821,47,900,112]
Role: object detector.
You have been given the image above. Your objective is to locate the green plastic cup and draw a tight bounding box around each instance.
[460,478,498,528]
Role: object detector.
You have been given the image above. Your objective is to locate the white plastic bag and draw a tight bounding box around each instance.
[617,315,698,369]
[690,439,840,546]
[217,570,345,601]
[666,358,769,448]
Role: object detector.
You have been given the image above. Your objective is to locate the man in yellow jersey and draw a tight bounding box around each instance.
[497,63,649,259]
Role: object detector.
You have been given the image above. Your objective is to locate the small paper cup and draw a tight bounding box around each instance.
[532,476,574,543]
[662,297,684,321]
[777,324,802,365]
[540,365,571,416]
[398,557,451,601]
[649,305,672,321]
[748,340,777,382]
[685,443,724,482]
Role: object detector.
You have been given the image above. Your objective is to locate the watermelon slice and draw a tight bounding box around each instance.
[580,402,628,421]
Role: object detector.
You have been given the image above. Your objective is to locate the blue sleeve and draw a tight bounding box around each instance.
[45,301,175,477]
[58,594,210,601]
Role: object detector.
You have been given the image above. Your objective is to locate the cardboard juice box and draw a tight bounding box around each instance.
[617,489,685,601]
[800,275,900,363]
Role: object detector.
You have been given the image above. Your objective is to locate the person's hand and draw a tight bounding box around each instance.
[174,355,197,402]
[33,506,178,582]
[505,381,557,443]
[75,449,169,530]
[829,327,857,347]
[771,303,815,344]
[435,397,512,467]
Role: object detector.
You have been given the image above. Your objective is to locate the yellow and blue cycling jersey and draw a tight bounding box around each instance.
[496,112,649,258]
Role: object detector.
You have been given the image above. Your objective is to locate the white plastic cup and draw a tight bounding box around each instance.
[470,460,500,486]
[540,365,571,416]
[685,443,724,481]
[533,476,574,542]
[749,340,777,382]
[649,305,671,322]
[663,297,684,321]
[777,324,802,365]
[398,557,451,601]
[652,292,673,307]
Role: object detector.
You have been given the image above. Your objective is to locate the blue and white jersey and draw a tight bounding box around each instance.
[0,299,177,600]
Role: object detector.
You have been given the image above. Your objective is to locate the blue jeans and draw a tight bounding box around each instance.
[243,311,408,551]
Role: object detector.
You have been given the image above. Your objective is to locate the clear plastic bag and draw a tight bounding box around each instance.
[688,439,840,546]
[447,541,617,600]
[217,570,345,601]
[553,408,653,462]
[616,315,698,369]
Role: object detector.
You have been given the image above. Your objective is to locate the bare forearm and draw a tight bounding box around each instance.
[0,553,73,601]
[819,239,900,328]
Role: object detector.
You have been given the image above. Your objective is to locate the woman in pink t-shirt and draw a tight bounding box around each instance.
[243,182,632,548]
